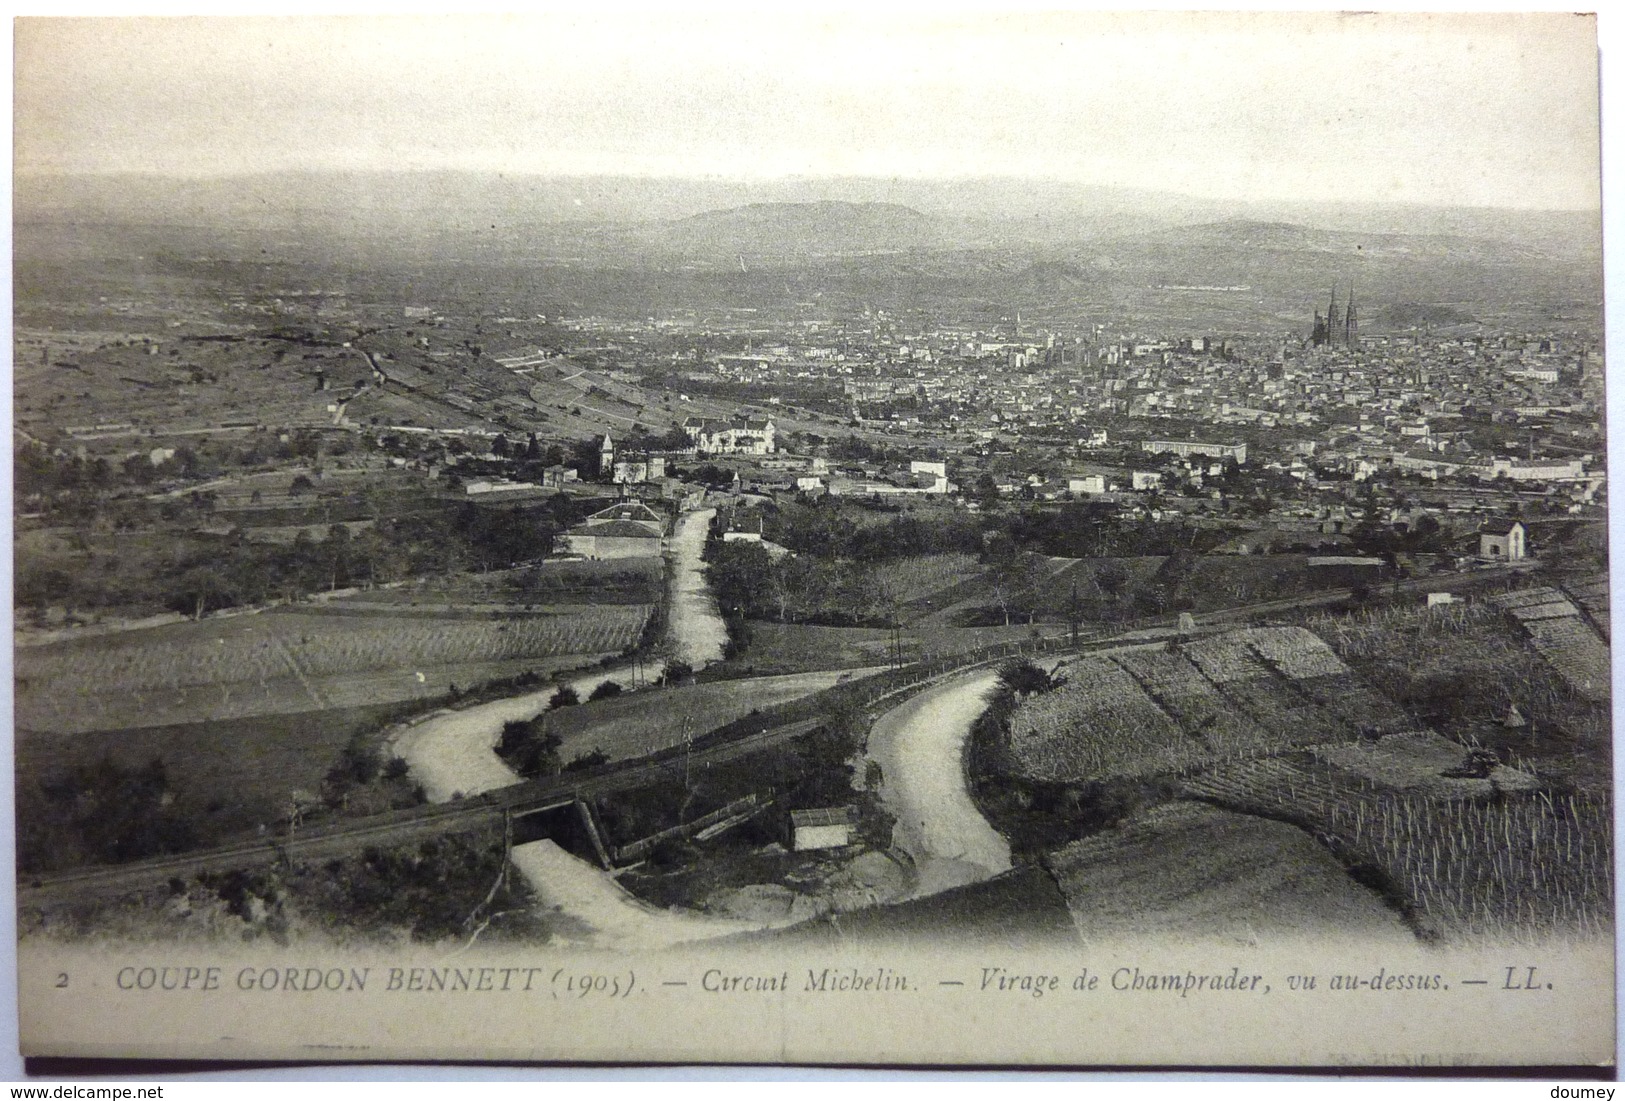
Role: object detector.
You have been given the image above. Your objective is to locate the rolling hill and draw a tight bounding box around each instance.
[636,200,948,259]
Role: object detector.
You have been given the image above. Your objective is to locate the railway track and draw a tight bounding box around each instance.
[18,718,820,907]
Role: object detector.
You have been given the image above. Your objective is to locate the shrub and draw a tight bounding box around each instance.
[566,749,610,772]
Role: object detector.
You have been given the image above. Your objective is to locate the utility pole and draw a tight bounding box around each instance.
[680,716,694,799]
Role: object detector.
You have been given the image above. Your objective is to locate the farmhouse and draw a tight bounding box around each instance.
[561,500,668,559]
[562,519,662,560]
[683,415,777,455]
[612,454,667,484]
[1478,519,1527,561]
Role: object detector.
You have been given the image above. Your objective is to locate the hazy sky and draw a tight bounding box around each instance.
[13,11,1603,210]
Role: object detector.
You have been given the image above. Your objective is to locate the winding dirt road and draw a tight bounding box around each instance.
[391,506,785,944]
[513,840,798,948]
[393,508,727,801]
[865,668,1012,899]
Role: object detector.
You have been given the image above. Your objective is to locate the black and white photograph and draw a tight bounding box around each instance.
[10,10,1616,1068]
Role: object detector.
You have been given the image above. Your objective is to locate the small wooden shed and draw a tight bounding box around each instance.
[789,806,856,852]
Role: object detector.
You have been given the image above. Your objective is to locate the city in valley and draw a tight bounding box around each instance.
[14,171,1609,953]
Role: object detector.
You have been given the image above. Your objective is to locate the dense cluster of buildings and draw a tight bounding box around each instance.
[433,292,1603,567]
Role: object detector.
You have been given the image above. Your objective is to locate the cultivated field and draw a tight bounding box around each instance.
[327,558,663,610]
[1182,755,1611,942]
[1563,578,1610,640]
[726,622,904,675]
[729,620,1059,677]
[16,604,652,733]
[1006,628,1378,784]
[1307,601,1611,791]
[1044,801,1413,943]
[1489,586,1611,703]
[870,553,984,606]
[540,669,884,766]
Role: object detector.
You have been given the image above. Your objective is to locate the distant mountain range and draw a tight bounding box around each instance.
[15,169,1600,251]
[1116,218,1549,262]
[632,200,949,257]
[13,171,1602,330]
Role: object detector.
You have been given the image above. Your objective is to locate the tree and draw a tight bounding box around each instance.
[588,680,623,701]
[548,685,580,709]
[323,524,353,591]
[1064,580,1085,645]
[973,472,1000,509]
[997,658,1055,697]
[173,566,234,620]
[705,539,775,620]
[796,698,869,804]
[33,755,196,868]
[496,717,562,777]
[569,437,602,477]
[16,563,74,614]
[1093,560,1129,601]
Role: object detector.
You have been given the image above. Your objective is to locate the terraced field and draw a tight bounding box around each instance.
[1182,752,1610,941]
[1009,657,1188,781]
[1490,586,1611,702]
[15,604,652,733]
[1006,627,1377,784]
[1111,648,1265,754]
[1563,578,1610,640]
[1043,801,1413,943]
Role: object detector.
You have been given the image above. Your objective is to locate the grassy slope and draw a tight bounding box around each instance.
[538,670,875,765]
[16,699,423,842]
[1044,801,1413,942]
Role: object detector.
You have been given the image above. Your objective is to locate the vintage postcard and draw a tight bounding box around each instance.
[11,12,1614,1068]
